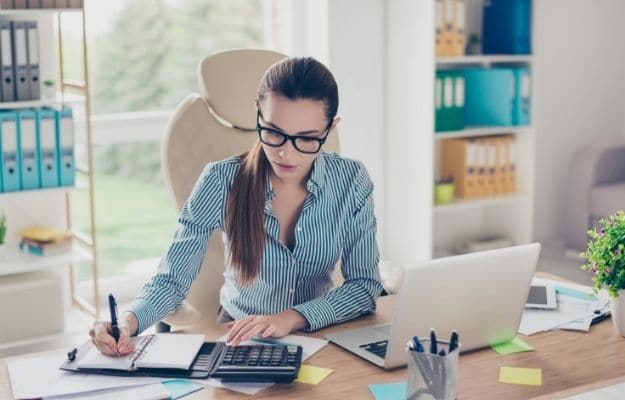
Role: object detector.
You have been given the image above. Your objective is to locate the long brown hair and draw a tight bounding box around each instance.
[225,57,339,285]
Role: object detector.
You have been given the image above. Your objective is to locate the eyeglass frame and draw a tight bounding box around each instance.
[256,110,332,154]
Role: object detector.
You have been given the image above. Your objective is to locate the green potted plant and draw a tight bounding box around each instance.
[43,79,55,100]
[434,176,455,205]
[581,210,625,336]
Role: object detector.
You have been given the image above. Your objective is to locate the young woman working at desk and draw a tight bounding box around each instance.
[89,57,383,356]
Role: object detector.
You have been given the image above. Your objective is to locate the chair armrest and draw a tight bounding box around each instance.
[565,142,625,250]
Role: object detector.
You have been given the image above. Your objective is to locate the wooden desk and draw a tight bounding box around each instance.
[1,295,624,399]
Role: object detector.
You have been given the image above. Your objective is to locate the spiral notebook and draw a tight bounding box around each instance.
[76,333,205,371]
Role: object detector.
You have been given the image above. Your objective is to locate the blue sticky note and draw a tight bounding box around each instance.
[162,379,204,399]
[556,286,597,302]
[368,382,407,400]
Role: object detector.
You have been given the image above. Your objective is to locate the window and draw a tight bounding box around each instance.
[64,0,299,280]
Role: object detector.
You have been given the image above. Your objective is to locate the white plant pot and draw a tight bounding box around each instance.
[611,290,625,337]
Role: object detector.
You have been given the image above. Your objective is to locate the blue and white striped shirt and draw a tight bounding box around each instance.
[128,151,383,333]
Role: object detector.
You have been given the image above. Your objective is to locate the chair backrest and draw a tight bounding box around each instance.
[161,50,340,328]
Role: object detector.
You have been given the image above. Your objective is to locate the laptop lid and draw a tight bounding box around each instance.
[383,243,541,368]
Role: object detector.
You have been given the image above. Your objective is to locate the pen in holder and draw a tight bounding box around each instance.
[406,338,460,400]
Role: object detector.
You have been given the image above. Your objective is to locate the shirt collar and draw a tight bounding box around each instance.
[263,152,327,197]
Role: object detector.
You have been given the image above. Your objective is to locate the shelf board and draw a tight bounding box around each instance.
[0,186,76,199]
[434,193,529,214]
[436,55,533,66]
[0,93,84,110]
[435,126,533,140]
[0,244,92,277]
[0,8,82,15]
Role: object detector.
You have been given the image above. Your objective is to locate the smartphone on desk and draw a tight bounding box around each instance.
[525,284,557,309]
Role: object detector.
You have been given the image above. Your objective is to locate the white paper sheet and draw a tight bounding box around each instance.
[8,353,161,399]
[518,278,609,336]
[43,383,169,400]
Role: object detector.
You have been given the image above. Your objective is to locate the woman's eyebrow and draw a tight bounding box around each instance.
[264,120,321,135]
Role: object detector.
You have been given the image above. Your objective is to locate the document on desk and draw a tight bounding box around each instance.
[518,278,608,336]
[42,383,170,400]
[8,353,161,399]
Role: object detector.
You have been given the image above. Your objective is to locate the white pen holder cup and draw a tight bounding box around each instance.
[406,339,460,400]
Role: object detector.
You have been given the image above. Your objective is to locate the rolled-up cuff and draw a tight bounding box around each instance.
[292,297,336,332]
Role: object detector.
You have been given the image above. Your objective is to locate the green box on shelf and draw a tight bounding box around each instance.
[435,70,465,132]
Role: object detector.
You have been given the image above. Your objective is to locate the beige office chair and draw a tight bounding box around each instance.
[158,50,341,332]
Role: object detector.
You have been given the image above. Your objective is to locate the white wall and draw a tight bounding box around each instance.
[325,0,388,253]
[533,0,625,242]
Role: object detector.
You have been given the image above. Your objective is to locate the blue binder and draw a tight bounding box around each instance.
[464,67,531,127]
[17,109,40,190]
[482,0,532,55]
[0,111,20,192]
[38,108,60,188]
[58,108,75,187]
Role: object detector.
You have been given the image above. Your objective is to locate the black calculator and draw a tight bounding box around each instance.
[200,341,303,383]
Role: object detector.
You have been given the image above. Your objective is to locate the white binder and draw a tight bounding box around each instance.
[26,21,39,100]
[0,21,14,102]
[11,21,29,101]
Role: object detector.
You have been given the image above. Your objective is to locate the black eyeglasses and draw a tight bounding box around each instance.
[256,110,331,154]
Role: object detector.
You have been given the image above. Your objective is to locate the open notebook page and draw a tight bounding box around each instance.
[134,333,205,369]
[76,335,152,370]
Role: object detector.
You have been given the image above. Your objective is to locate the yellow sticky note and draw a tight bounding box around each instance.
[295,364,333,385]
[499,367,542,386]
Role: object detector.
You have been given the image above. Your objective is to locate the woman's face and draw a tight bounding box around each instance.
[258,92,334,183]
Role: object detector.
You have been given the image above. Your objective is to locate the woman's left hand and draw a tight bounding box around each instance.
[226,309,307,345]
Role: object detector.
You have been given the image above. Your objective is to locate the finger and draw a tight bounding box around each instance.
[261,325,276,338]
[241,324,267,342]
[93,321,112,337]
[117,335,134,355]
[94,332,119,354]
[95,340,118,356]
[225,321,234,329]
[226,317,255,343]
[230,319,265,346]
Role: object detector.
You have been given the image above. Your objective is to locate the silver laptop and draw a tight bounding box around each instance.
[326,243,541,369]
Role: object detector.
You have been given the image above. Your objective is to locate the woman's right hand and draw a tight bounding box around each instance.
[89,313,138,356]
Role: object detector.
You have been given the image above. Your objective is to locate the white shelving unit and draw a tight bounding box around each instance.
[0,4,99,343]
[432,0,536,257]
[384,0,535,263]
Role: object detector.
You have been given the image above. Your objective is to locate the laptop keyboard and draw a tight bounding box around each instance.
[359,340,389,358]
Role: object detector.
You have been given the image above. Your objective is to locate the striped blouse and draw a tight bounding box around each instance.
[128,151,383,333]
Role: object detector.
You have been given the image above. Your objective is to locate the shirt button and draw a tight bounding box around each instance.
[296,224,302,232]
[289,288,295,294]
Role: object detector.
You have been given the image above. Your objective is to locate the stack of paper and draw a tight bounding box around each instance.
[518,278,610,336]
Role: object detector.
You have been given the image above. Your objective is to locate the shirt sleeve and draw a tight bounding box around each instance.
[126,162,227,334]
[292,163,383,331]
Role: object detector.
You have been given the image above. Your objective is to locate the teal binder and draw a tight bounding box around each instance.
[17,109,41,190]
[38,108,60,188]
[0,111,21,191]
[435,70,465,132]
[58,108,75,187]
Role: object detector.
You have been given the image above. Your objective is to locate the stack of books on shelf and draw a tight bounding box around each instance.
[18,225,72,256]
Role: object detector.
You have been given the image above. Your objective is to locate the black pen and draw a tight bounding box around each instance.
[449,331,459,353]
[108,293,120,343]
[430,329,438,354]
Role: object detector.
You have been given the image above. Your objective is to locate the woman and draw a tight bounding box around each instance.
[90,56,383,356]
